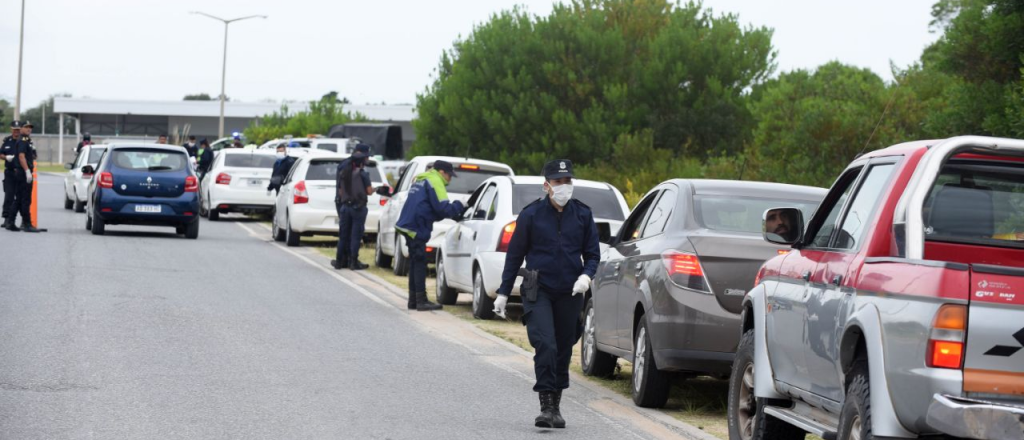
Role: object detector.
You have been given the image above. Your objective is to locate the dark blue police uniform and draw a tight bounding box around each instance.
[334,151,372,269]
[11,132,36,228]
[497,161,600,395]
[1,130,19,224]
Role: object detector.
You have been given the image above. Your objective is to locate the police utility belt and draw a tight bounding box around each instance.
[337,200,366,208]
[519,268,540,302]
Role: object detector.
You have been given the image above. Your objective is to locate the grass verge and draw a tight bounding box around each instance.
[35,162,69,174]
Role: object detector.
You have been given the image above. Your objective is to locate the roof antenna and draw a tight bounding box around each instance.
[858,71,905,159]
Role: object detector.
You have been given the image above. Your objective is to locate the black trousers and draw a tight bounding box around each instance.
[406,236,428,302]
[523,289,585,392]
[1,168,15,219]
[336,203,368,263]
[12,170,32,224]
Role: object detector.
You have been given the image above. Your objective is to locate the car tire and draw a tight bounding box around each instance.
[581,298,618,378]
[392,236,409,276]
[209,209,220,221]
[837,361,871,440]
[64,193,74,210]
[184,220,200,239]
[85,211,92,231]
[285,213,300,247]
[91,211,105,236]
[74,200,85,213]
[271,212,285,242]
[176,225,186,235]
[472,269,496,320]
[435,254,458,305]
[375,228,393,268]
[728,329,806,440]
[632,316,671,408]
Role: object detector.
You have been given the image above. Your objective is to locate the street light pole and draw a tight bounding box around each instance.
[190,12,267,138]
[15,0,26,119]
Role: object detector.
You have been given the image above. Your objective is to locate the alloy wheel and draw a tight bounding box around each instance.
[472,272,481,311]
[634,327,647,393]
[738,363,756,440]
[583,307,597,367]
[850,415,862,440]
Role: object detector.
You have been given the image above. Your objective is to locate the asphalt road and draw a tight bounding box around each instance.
[0,174,678,440]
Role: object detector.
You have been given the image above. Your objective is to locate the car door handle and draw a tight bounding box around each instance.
[802,271,811,282]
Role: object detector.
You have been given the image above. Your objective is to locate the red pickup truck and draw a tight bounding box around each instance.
[729,136,1024,440]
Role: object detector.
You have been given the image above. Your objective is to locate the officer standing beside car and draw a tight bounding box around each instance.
[1,121,22,229]
[331,143,373,270]
[494,159,600,429]
[10,121,40,232]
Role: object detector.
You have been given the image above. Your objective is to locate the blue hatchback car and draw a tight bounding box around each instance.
[84,144,201,238]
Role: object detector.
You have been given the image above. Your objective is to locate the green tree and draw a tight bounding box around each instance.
[243,97,368,145]
[413,0,775,173]
[183,93,213,101]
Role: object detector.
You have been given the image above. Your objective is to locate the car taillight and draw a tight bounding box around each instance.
[293,180,309,204]
[98,172,113,189]
[379,196,388,206]
[185,176,198,192]
[754,267,766,288]
[459,164,480,170]
[927,304,966,369]
[497,221,516,252]
[661,251,710,292]
[215,173,231,185]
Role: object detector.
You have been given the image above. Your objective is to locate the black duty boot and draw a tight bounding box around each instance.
[415,291,442,311]
[7,221,20,231]
[535,391,557,428]
[330,259,348,270]
[21,223,40,233]
[407,293,417,310]
[552,390,566,428]
[349,260,369,270]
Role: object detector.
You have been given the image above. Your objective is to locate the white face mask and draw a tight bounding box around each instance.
[276,152,286,159]
[549,183,573,207]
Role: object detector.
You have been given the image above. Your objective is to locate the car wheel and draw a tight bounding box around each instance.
[581,298,618,378]
[837,361,871,440]
[285,213,300,247]
[91,211,106,236]
[435,254,458,305]
[375,228,392,268]
[199,198,208,218]
[472,269,496,320]
[271,212,285,242]
[392,236,409,276]
[184,220,200,239]
[728,329,805,440]
[64,193,74,210]
[176,225,186,235]
[85,211,92,230]
[632,316,671,408]
[209,208,220,221]
[74,200,85,213]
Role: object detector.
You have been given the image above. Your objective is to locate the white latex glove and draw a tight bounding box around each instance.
[3,155,13,162]
[25,172,33,184]
[572,274,591,296]
[493,295,508,319]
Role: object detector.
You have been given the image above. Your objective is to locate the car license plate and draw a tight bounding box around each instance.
[134,205,161,213]
[249,179,263,186]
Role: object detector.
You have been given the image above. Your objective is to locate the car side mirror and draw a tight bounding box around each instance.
[597,222,615,245]
[375,186,392,197]
[65,162,74,170]
[81,165,95,175]
[763,208,804,246]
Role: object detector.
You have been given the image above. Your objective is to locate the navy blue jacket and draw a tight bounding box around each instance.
[267,156,296,193]
[1,135,17,170]
[498,196,601,296]
[395,169,463,241]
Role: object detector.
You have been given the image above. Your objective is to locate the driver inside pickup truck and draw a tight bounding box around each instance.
[765,208,798,242]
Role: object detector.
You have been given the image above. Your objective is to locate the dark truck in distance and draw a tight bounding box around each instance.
[730,136,1024,440]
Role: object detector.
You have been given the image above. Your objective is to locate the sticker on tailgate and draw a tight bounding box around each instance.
[973,276,1023,305]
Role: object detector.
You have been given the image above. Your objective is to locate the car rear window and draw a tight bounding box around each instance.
[512,184,625,220]
[305,160,342,181]
[695,196,819,234]
[315,143,338,152]
[444,168,510,194]
[366,166,383,183]
[925,159,1024,247]
[111,149,187,172]
[224,154,277,169]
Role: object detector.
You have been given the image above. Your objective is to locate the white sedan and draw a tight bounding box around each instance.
[200,149,279,221]
[63,144,107,213]
[271,152,387,246]
[436,176,629,319]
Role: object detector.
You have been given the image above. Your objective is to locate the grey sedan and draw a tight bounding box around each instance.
[581,179,825,408]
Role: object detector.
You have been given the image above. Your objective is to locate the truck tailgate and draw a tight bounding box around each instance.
[965,264,1024,399]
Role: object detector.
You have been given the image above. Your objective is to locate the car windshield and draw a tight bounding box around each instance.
[224,154,277,169]
[695,195,819,234]
[111,149,187,172]
[512,184,625,220]
[925,159,1024,247]
[86,148,106,165]
[445,168,510,194]
[305,160,341,181]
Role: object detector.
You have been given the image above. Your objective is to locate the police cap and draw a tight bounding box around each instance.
[354,143,371,154]
[542,159,574,180]
[433,160,458,177]
[10,120,23,129]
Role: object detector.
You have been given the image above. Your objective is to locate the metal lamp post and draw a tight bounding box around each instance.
[15,0,26,119]
[189,11,266,138]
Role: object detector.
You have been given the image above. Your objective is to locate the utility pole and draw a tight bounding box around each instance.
[190,11,267,138]
[15,0,26,119]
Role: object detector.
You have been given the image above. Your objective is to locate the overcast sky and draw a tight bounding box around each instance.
[0,0,940,109]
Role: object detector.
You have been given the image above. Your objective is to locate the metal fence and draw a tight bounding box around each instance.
[31,134,164,165]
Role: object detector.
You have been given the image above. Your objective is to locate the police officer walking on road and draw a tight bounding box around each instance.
[9,121,40,232]
[494,159,600,429]
[395,160,464,311]
[331,143,374,270]
[1,121,22,229]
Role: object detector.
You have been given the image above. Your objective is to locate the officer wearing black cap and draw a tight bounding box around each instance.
[495,159,600,429]
[331,143,374,270]
[9,121,39,232]
[1,121,22,229]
